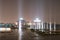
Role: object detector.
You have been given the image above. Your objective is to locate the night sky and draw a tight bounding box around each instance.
[0,0,60,24]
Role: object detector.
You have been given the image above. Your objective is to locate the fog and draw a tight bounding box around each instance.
[0,0,60,24]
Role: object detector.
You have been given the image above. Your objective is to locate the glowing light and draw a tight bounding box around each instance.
[15,22,18,25]
[0,28,5,31]
[47,22,48,29]
[34,18,41,22]
[42,22,44,32]
[19,20,21,31]
[38,22,40,29]
[33,18,41,31]
[50,22,52,31]
[19,18,24,20]
[19,18,23,40]
[18,0,23,40]
[27,22,32,25]
[19,18,24,31]
[54,22,56,31]
[6,28,11,31]
[49,22,52,34]
[19,18,23,30]
[0,28,11,32]
[19,20,22,40]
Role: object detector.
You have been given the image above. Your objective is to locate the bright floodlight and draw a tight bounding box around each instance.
[34,18,41,22]
[19,18,23,20]
[15,22,18,25]
[0,28,11,32]
[19,18,23,32]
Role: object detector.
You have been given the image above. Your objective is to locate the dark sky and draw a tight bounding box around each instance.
[0,0,18,23]
[0,0,60,24]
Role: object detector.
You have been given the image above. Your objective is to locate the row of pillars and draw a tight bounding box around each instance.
[30,22,56,33]
[30,18,56,34]
[19,18,56,34]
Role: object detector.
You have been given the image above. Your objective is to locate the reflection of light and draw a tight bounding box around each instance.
[50,22,52,34]
[18,0,23,40]
[0,28,5,31]
[19,18,23,40]
[15,22,18,25]
[0,28,11,32]
[19,20,21,31]
[6,28,11,31]
[19,18,24,31]
[42,22,44,32]
[27,22,32,25]
[34,18,41,22]
[50,22,52,31]
[54,22,56,31]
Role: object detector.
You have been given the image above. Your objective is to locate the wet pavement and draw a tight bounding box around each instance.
[0,29,18,40]
[0,29,60,40]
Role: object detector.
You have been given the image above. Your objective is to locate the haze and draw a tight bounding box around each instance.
[0,0,60,24]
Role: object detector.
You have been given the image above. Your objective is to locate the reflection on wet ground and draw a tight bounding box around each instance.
[19,29,60,40]
[0,29,18,40]
[0,29,60,40]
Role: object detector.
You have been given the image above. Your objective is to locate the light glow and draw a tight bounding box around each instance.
[0,28,5,31]
[6,28,11,31]
[19,18,23,40]
[54,22,56,31]
[19,18,24,31]
[27,22,32,25]
[42,22,44,32]
[0,28,11,32]
[34,18,41,22]
[19,18,23,21]
[49,22,52,34]
[15,22,18,25]
[50,22,52,31]
[33,18,41,30]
